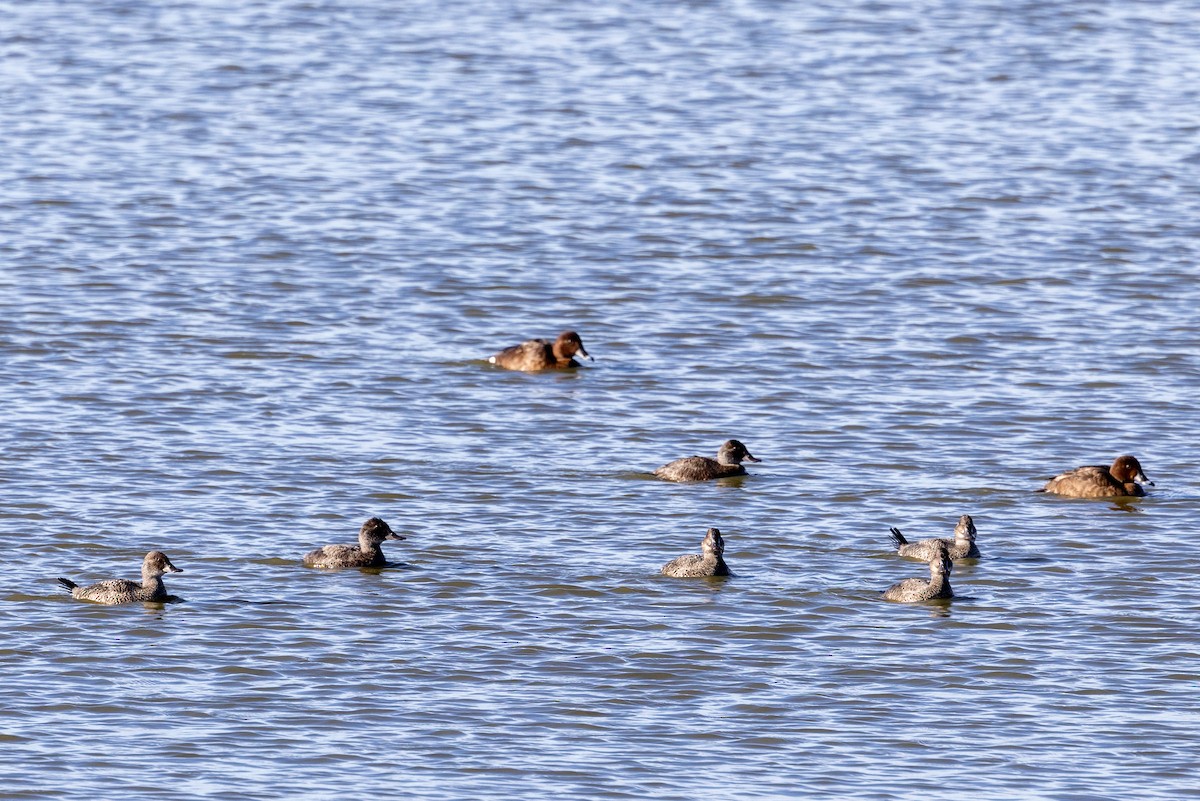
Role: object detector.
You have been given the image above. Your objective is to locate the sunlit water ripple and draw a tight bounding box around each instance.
[2,0,1199,798]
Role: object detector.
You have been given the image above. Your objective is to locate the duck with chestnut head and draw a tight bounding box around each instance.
[1041,454,1153,498]
[488,330,592,372]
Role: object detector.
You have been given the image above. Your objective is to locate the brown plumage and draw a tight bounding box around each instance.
[661,528,730,578]
[303,517,406,569]
[890,514,980,560]
[653,439,760,482]
[1041,454,1152,498]
[488,331,591,372]
[881,541,953,603]
[58,551,183,605]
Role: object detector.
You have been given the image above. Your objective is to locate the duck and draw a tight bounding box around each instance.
[661,528,730,578]
[890,514,980,560]
[488,330,592,372]
[303,517,406,569]
[1041,454,1153,498]
[881,541,953,603]
[58,550,183,605]
[653,439,761,482]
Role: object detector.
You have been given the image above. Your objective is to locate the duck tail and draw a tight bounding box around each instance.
[888,527,907,548]
[57,578,77,593]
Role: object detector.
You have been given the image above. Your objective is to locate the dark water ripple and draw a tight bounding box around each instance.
[3,0,1200,798]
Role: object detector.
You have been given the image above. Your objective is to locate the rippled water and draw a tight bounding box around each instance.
[3,0,1199,798]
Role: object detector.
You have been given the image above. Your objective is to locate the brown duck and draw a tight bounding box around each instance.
[1041,454,1152,498]
[488,331,592,372]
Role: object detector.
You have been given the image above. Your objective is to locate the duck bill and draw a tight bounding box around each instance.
[579,348,593,362]
[386,532,407,541]
[744,452,762,463]
[1136,471,1154,486]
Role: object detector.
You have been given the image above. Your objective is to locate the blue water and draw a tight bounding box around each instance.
[2,1,1199,799]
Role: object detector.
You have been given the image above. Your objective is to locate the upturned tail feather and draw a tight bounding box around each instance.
[57,578,77,592]
[888,527,908,548]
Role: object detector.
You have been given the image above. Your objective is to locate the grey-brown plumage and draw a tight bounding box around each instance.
[881,541,953,603]
[653,439,761,482]
[1041,454,1153,498]
[488,331,592,372]
[58,550,183,605]
[890,514,980,560]
[661,528,730,578]
[303,517,406,568]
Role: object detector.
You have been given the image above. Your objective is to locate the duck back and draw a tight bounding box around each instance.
[654,456,744,482]
[1043,465,1143,498]
[303,543,385,569]
[489,339,556,371]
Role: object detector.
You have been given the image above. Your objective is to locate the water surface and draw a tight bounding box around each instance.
[2,0,1199,799]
